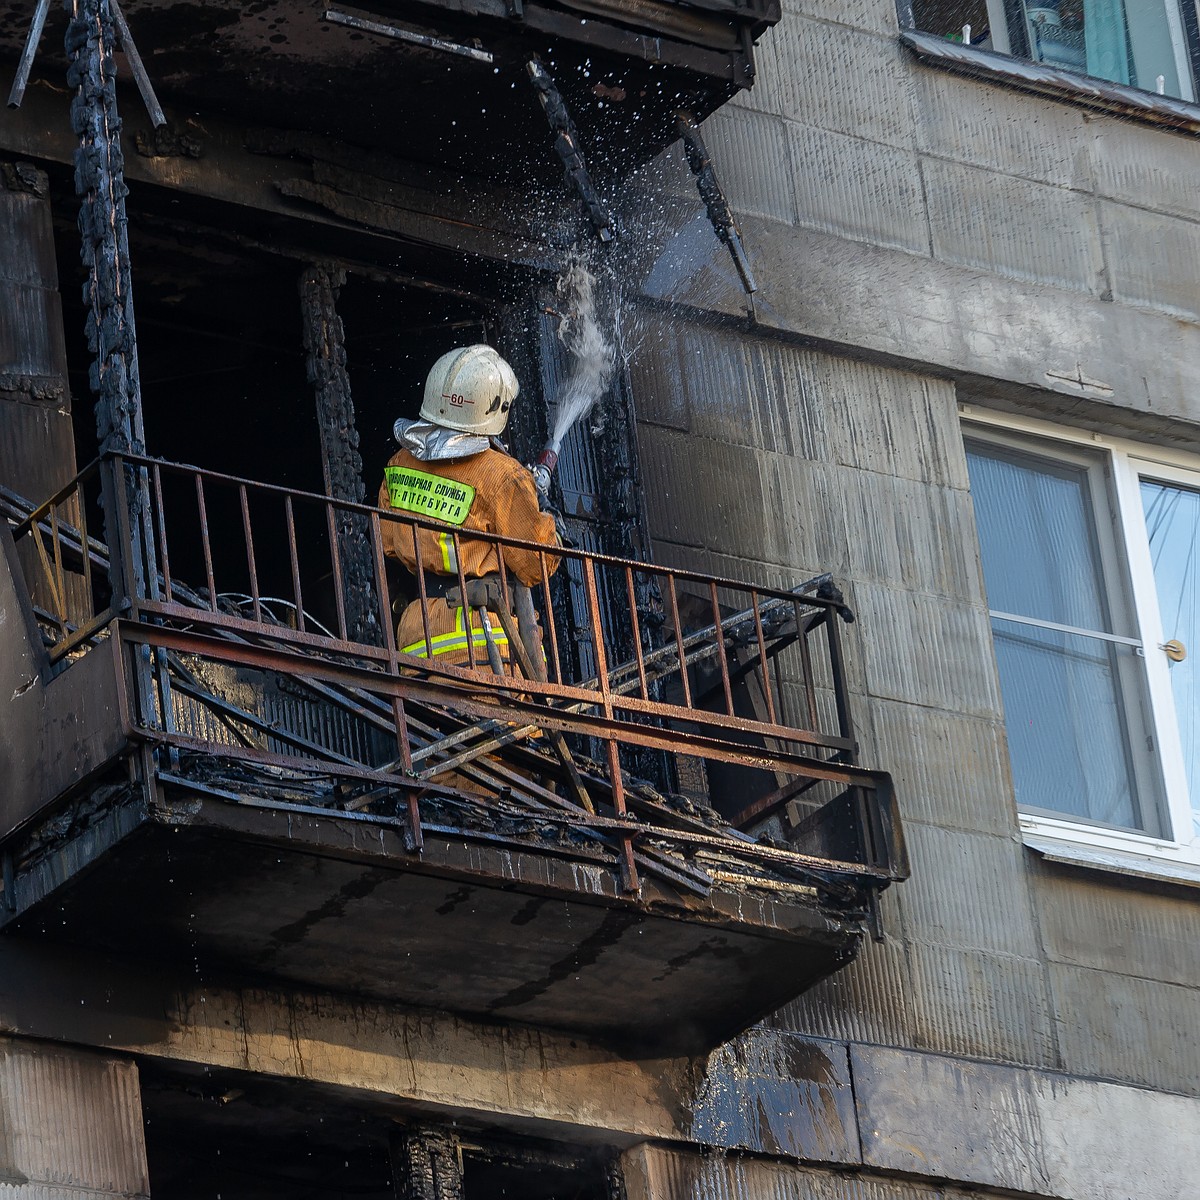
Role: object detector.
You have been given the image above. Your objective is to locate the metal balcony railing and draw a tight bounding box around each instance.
[5,452,906,903]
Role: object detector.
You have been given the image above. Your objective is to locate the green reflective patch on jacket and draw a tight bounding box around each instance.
[385,465,476,526]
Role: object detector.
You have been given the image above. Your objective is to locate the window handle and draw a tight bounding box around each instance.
[1160,639,1187,663]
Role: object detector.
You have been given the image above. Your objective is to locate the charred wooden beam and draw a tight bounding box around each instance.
[391,1128,464,1200]
[527,58,616,243]
[6,0,52,110]
[298,264,381,646]
[676,110,757,297]
[65,0,156,610]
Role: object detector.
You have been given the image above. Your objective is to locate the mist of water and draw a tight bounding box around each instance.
[546,253,617,454]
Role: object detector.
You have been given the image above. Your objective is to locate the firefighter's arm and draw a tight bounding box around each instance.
[500,464,562,585]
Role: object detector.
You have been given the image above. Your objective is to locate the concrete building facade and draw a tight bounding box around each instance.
[1,1,1198,1198]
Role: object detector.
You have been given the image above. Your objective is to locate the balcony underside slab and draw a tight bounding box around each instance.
[4,791,861,1052]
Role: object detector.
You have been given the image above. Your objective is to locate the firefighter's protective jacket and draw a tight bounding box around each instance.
[378,445,561,666]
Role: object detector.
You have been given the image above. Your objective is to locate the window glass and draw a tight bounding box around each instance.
[967,440,1159,833]
[969,445,1111,629]
[912,0,1198,102]
[1141,479,1200,833]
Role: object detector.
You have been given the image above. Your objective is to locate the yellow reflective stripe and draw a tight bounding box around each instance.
[401,606,509,658]
[438,532,457,574]
[400,629,511,658]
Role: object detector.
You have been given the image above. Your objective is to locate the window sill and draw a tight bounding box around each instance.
[900,29,1200,137]
[1022,818,1200,890]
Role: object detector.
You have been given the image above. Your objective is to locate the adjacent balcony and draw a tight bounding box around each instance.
[0,453,906,1052]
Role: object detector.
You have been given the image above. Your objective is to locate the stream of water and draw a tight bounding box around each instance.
[546,253,618,454]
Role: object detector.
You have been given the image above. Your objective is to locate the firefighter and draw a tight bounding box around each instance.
[378,344,561,673]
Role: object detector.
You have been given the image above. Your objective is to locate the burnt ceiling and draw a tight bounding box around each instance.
[0,0,764,180]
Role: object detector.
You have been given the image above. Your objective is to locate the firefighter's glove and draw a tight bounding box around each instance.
[539,500,573,548]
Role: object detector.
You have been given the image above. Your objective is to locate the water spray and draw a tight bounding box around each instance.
[530,253,618,496]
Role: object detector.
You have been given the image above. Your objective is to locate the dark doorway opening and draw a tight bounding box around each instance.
[141,1062,616,1200]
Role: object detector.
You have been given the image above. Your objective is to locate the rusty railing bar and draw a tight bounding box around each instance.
[150,462,171,602]
[580,556,639,893]
[450,527,478,671]
[77,478,95,614]
[664,574,693,709]
[539,549,562,684]
[283,495,306,633]
[750,591,778,725]
[44,607,117,662]
[370,509,420,849]
[624,566,649,701]
[709,580,735,716]
[29,513,66,635]
[194,473,217,612]
[8,456,101,537]
[48,501,67,626]
[238,483,262,624]
[324,501,348,640]
[410,521,433,661]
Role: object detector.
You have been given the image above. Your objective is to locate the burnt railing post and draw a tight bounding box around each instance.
[299,264,381,646]
[66,0,170,739]
[65,0,154,607]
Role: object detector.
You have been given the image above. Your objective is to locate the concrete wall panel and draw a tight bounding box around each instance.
[764,454,852,577]
[635,427,779,561]
[923,158,1105,294]
[0,1037,149,1198]
[866,698,1015,836]
[747,19,917,149]
[1089,113,1200,222]
[787,122,929,254]
[913,71,1092,190]
[905,942,1058,1066]
[743,338,830,460]
[901,826,1041,958]
[854,1045,1050,1194]
[1101,200,1200,322]
[689,1031,859,1160]
[780,0,899,38]
[839,472,981,599]
[1032,1071,1200,1199]
[622,1144,945,1200]
[702,108,796,225]
[1049,963,1200,1096]
[1032,866,1200,988]
[852,1044,1200,1199]
[855,583,1000,715]
[768,927,915,1048]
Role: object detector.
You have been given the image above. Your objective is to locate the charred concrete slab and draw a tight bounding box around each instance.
[0,0,779,180]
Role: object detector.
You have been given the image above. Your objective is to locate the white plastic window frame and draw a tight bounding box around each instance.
[962,404,1200,872]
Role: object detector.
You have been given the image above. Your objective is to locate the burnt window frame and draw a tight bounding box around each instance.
[896,0,1200,136]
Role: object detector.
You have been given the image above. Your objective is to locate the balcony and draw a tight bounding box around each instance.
[0,454,906,1052]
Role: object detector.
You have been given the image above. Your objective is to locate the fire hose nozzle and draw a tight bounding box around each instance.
[531,445,558,496]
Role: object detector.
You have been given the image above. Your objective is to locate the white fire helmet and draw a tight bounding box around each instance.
[420,345,519,437]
